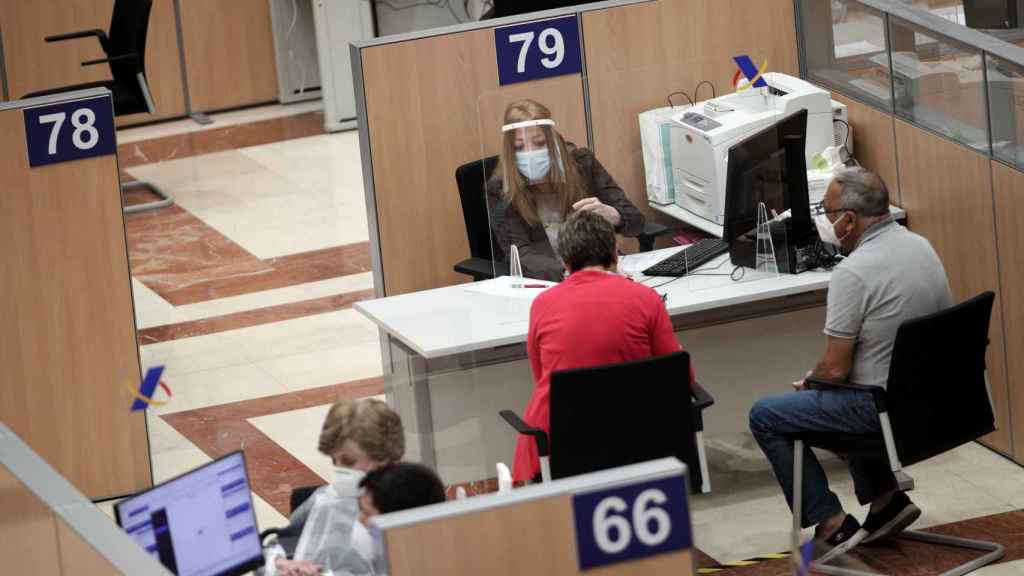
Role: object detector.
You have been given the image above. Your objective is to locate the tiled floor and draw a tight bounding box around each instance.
[111,102,1024,573]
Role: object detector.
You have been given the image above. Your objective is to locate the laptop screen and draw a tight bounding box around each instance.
[115,451,263,576]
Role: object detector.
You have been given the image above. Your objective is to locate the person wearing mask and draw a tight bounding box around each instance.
[488,99,645,281]
[749,168,953,561]
[511,210,694,482]
[264,398,404,576]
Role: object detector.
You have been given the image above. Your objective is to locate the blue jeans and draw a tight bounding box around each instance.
[749,389,897,528]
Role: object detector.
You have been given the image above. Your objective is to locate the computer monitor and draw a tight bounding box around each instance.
[115,451,263,576]
[723,109,817,273]
[963,0,1020,29]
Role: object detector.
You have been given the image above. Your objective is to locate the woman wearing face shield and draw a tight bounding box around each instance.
[488,99,645,281]
[261,398,404,576]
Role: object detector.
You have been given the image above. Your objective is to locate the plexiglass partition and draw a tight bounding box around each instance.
[797,0,1024,170]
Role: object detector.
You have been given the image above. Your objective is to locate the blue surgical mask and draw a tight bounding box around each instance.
[516,149,551,182]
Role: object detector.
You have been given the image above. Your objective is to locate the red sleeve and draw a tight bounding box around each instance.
[647,293,695,386]
[649,293,681,357]
[527,299,544,382]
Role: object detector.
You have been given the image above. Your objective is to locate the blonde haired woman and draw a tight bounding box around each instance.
[264,398,404,576]
[488,99,645,281]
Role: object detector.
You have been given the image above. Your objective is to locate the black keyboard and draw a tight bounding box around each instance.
[642,238,730,277]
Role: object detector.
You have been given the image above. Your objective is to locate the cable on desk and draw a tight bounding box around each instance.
[667,91,694,108]
[693,80,716,102]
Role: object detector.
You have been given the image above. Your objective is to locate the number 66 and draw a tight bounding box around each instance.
[592,488,672,554]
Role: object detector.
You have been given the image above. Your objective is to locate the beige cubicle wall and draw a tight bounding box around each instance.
[831,93,901,205]
[355,0,805,296]
[0,424,171,575]
[581,0,801,230]
[357,21,590,296]
[992,162,1024,461]
[0,0,283,123]
[177,0,280,113]
[0,92,151,499]
[894,120,1014,454]
[0,0,187,125]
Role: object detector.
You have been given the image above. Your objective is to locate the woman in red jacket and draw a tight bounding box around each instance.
[511,210,695,482]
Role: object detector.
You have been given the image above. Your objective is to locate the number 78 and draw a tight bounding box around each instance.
[508,27,566,74]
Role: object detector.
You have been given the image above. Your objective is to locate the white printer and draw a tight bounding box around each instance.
[647,73,848,225]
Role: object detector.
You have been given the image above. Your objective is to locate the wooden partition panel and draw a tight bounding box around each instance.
[992,161,1024,462]
[832,93,901,205]
[0,0,186,125]
[1,465,129,575]
[0,465,64,574]
[0,102,151,498]
[581,0,800,226]
[894,120,1013,454]
[383,491,693,575]
[178,0,279,112]
[361,31,587,295]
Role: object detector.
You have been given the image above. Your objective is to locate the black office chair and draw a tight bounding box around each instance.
[24,0,172,214]
[500,351,714,494]
[791,291,1004,575]
[453,156,672,281]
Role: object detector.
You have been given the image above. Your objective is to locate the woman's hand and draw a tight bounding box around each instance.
[572,197,622,227]
[275,558,322,576]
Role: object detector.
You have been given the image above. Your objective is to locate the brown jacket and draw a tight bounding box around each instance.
[487,146,645,281]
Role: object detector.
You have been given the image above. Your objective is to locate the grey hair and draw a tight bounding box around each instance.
[832,167,889,217]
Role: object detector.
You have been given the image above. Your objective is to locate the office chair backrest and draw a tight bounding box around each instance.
[455,156,503,262]
[108,0,155,114]
[886,291,996,467]
[549,351,701,492]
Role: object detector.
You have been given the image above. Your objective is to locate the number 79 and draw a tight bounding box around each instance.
[508,27,566,74]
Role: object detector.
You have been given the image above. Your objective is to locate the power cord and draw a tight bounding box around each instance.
[693,80,716,102]
[666,91,694,108]
[286,0,308,94]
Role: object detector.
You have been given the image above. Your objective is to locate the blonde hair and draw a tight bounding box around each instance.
[317,398,404,463]
[497,99,586,227]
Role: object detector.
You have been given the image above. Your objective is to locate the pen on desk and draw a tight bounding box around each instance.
[523,284,547,288]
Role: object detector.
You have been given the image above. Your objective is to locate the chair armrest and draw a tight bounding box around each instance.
[82,52,138,67]
[46,29,108,45]
[805,377,887,412]
[637,221,672,253]
[499,410,549,458]
[690,381,714,431]
[454,257,497,280]
[691,381,714,411]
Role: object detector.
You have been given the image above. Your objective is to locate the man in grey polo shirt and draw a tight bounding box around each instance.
[749,168,953,560]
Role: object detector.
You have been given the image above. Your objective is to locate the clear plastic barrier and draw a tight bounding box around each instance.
[888,15,991,152]
[986,53,1024,169]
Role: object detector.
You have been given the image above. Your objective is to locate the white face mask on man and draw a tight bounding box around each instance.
[814,211,850,247]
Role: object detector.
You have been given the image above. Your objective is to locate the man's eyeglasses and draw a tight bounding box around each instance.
[810,201,848,217]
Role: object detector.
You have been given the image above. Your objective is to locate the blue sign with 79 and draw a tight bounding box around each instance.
[494,15,582,86]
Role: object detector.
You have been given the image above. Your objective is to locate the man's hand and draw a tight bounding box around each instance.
[275,558,322,576]
[792,370,813,391]
[572,197,622,227]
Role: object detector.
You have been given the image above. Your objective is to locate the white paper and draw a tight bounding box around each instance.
[463,275,555,300]
[618,246,686,277]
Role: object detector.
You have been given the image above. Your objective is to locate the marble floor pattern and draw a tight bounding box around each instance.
[113,103,1024,573]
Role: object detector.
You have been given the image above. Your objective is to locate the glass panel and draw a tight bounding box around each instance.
[986,53,1024,169]
[801,0,894,110]
[887,16,991,152]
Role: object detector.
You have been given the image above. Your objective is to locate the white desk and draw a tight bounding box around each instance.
[648,202,908,238]
[356,249,836,484]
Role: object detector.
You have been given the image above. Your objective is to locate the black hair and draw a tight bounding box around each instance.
[358,462,446,514]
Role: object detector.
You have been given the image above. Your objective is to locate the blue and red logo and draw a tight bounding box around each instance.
[124,365,171,411]
[732,54,769,92]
